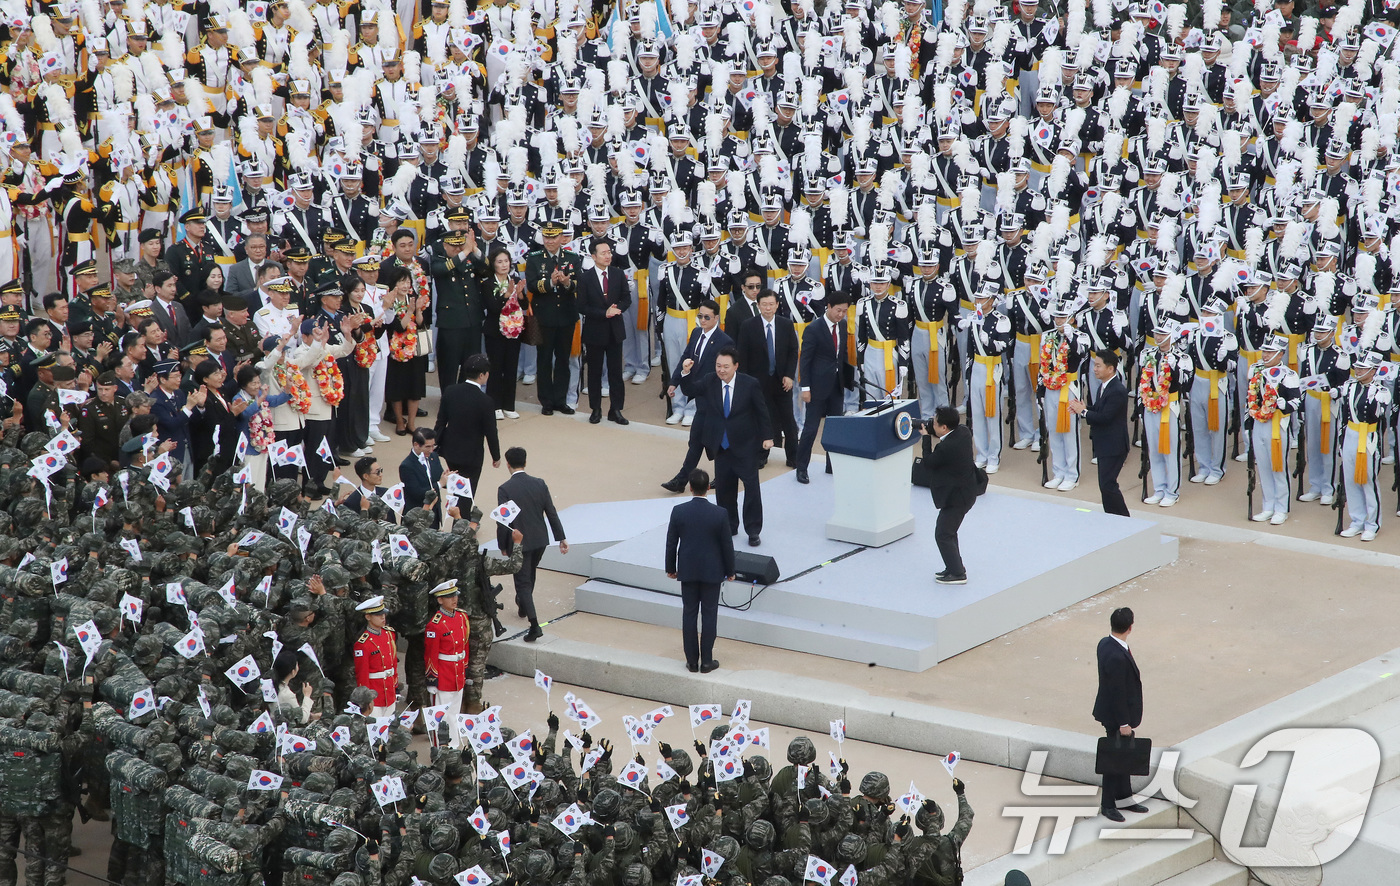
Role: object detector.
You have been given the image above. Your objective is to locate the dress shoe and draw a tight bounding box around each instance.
[495,409,505,420]
[334,456,350,466]
[1320,493,1334,504]
[1143,494,1163,505]
[650,353,662,367]
[1298,491,1320,502]
[1044,477,1063,490]
[1122,804,1150,814]
[541,406,554,415]
[1158,496,1177,507]
[1340,526,1362,538]
[396,427,409,436]
[1012,438,1032,450]
[935,570,949,579]
[522,374,537,384]
[305,484,333,498]
[682,414,695,426]
[631,373,648,384]
[601,386,610,398]
[1250,510,1274,522]
[1234,453,1249,462]
[1363,529,1378,542]
[369,429,392,443]
[984,463,999,474]
[517,606,528,618]
[1270,512,1288,525]
[1101,808,1126,823]
[1059,480,1079,492]
[558,405,576,415]
[748,534,760,547]
[1204,475,1222,485]
[504,411,520,419]
[608,410,629,425]
[666,411,683,425]
[1029,439,1041,452]
[661,477,687,493]
[589,409,602,424]
[935,573,968,585]
[758,458,768,469]
[687,662,700,673]
[351,447,373,457]
[524,625,544,642]
[417,407,428,417]
[700,659,720,673]
[786,459,796,467]
[796,469,810,484]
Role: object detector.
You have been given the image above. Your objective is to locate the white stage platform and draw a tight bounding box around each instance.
[555,472,1177,671]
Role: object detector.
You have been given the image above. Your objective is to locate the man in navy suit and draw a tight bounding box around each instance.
[1072,351,1131,516]
[579,239,632,424]
[795,294,855,483]
[399,428,446,526]
[736,289,800,468]
[665,469,736,673]
[680,344,773,545]
[661,299,734,493]
[1092,607,1148,822]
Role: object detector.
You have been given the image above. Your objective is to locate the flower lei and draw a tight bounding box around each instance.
[500,280,525,340]
[389,302,418,362]
[1139,352,1172,411]
[276,361,312,414]
[354,333,379,367]
[1039,333,1070,390]
[248,401,275,453]
[313,356,345,406]
[1247,369,1278,422]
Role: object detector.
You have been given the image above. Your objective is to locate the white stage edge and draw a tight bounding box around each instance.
[553,472,1177,671]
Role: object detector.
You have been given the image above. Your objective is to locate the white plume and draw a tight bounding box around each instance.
[829,184,849,228]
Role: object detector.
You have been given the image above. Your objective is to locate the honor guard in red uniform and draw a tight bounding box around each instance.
[423,579,468,747]
[353,595,399,718]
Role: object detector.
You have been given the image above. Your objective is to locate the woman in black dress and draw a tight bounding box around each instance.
[335,273,378,455]
[381,266,429,435]
[481,244,528,418]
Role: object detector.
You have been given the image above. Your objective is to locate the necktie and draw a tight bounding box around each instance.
[697,332,706,359]
[766,323,776,375]
[603,269,609,294]
[832,320,840,358]
[722,383,730,450]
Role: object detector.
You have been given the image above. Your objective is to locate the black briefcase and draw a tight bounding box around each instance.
[911,456,934,489]
[1095,735,1152,777]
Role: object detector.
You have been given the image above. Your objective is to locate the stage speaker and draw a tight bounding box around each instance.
[732,552,780,585]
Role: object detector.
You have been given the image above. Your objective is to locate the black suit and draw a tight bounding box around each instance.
[736,314,800,461]
[497,470,566,628]
[922,424,978,576]
[399,451,445,525]
[796,315,854,472]
[340,485,395,523]
[1093,636,1144,811]
[673,326,735,480]
[1084,374,1131,517]
[724,297,760,340]
[665,496,736,667]
[579,265,632,413]
[434,380,501,505]
[680,372,772,536]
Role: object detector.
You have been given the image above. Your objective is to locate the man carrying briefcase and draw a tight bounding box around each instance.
[1092,606,1150,822]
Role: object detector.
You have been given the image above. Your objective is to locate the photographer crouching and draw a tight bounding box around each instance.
[918,406,983,586]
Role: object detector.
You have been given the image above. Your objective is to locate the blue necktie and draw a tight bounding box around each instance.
[722,383,730,449]
[766,323,776,375]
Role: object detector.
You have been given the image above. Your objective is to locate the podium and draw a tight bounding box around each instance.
[821,400,922,546]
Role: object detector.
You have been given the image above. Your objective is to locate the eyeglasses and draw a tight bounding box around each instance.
[696,313,715,321]
[743,283,761,290]
[368,467,383,474]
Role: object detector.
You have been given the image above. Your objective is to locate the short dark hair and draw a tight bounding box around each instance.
[716,344,739,363]
[1110,607,1134,634]
[355,456,378,480]
[1096,349,1121,369]
[757,288,778,304]
[934,406,960,429]
[236,364,259,389]
[463,353,491,380]
[826,292,852,307]
[202,325,221,343]
[24,318,48,337]
[591,237,613,255]
[698,298,721,316]
[392,228,417,245]
[152,270,175,289]
[129,413,157,436]
[688,469,710,494]
[411,427,436,447]
[743,267,764,285]
[505,446,527,469]
[42,292,66,311]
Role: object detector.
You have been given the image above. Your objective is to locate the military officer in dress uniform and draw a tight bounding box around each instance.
[961,282,1013,472]
[1247,334,1302,526]
[254,277,301,338]
[906,241,957,418]
[1337,352,1390,541]
[1295,322,1347,504]
[423,579,468,748]
[657,231,709,425]
[856,262,910,401]
[353,595,399,719]
[1139,317,1193,508]
[1039,299,1091,492]
[1007,262,1052,451]
[1187,297,1240,488]
[78,370,130,467]
[220,295,263,365]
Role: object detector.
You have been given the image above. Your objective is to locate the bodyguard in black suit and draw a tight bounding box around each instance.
[920,407,979,584]
[665,469,736,673]
[1073,351,1131,517]
[578,239,631,424]
[1093,607,1147,821]
[497,446,568,642]
[434,354,501,507]
[736,290,800,467]
[795,295,855,483]
[662,300,734,492]
[338,455,395,522]
[723,268,764,338]
[680,345,773,545]
[399,428,447,525]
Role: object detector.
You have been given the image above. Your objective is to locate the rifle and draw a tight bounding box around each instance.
[475,552,507,638]
[1005,351,1018,440]
[1293,398,1308,501]
[1229,364,1242,460]
[658,313,672,416]
[1037,383,1050,485]
[1138,401,1150,502]
[1246,417,1257,520]
[1333,435,1347,536]
[1181,388,1197,481]
[947,324,962,409]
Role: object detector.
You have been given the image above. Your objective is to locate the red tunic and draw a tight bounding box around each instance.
[353,626,398,707]
[423,608,469,692]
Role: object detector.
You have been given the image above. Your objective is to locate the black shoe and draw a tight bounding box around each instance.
[396,427,409,436]
[1101,808,1126,823]
[417,407,428,417]
[758,458,768,469]
[524,625,543,642]
[517,606,528,618]
[589,409,602,423]
[661,477,687,493]
[786,459,797,468]
[686,662,700,673]
[334,456,350,466]
[558,405,576,415]
[541,406,554,415]
[796,469,810,484]
[935,569,949,579]
[935,573,968,585]
[1122,804,1150,814]
[748,534,760,547]
[305,484,333,498]
[700,660,720,673]
[709,479,716,489]
[609,410,629,425]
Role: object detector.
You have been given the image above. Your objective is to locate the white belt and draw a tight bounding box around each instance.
[368,669,393,679]
[437,653,465,661]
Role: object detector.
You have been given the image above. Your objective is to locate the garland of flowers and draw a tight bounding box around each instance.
[312,356,345,406]
[1139,353,1172,411]
[275,361,312,414]
[389,304,418,362]
[500,281,525,340]
[1039,333,1070,390]
[248,401,275,453]
[1247,370,1278,422]
[354,333,379,367]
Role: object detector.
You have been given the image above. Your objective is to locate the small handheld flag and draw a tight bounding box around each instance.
[249,770,285,791]
[128,687,156,719]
